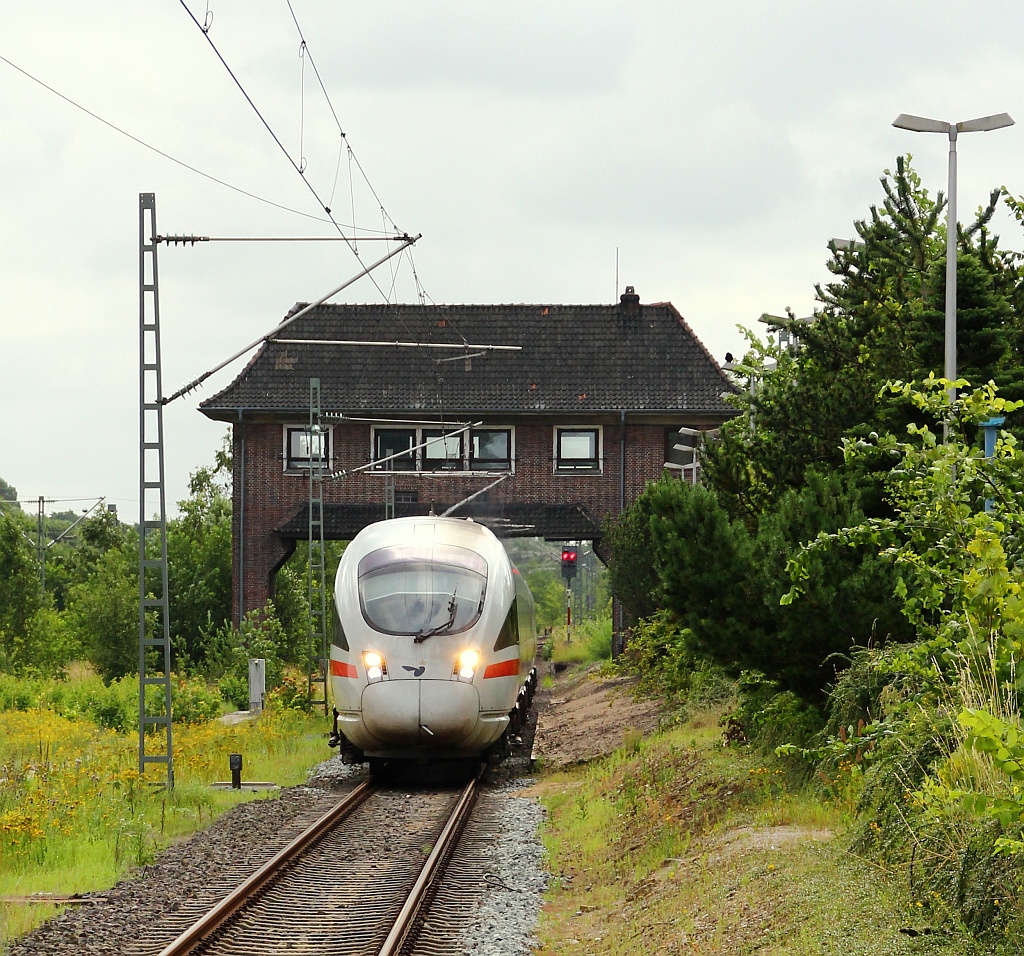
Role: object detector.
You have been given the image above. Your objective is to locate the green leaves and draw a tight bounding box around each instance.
[959,708,1024,783]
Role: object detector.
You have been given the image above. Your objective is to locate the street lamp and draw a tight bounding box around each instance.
[891,112,1014,410]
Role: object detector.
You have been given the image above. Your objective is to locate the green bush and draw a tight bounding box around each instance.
[0,672,225,732]
[732,671,822,753]
[612,471,910,705]
[171,675,225,723]
[266,672,312,710]
[18,607,81,678]
[208,603,286,710]
[621,612,733,707]
[750,471,912,700]
[0,672,43,710]
[580,616,612,660]
[621,612,696,701]
[87,678,139,733]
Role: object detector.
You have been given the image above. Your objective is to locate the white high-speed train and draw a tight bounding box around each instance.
[327,516,538,765]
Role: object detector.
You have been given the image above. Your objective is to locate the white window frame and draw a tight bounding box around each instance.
[553,425,602,474]
[421,429,465,471]
[367,425,515,473]
[283,424,333,472]
[371,427,418,471]
[469,426,515,473]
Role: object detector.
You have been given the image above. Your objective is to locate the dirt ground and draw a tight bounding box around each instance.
[529,661,664,769]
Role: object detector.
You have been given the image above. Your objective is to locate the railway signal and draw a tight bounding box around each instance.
[561,548,578,581]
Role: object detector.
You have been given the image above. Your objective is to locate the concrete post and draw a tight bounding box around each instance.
[248,658,266,714]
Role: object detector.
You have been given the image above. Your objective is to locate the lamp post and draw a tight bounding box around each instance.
[891,112,1014,411]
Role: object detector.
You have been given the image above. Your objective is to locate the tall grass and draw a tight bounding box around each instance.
[0,670,224,732]
[534,706,993,955]
[0,686,331,948]
[548,617,613,666]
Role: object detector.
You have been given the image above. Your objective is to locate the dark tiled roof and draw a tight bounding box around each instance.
[276,501,602,542]
[199,300,735,418]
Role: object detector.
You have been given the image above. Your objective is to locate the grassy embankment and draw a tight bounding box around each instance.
[532,645,1018,954]
[546,616,614,668]
[0,671,330,949]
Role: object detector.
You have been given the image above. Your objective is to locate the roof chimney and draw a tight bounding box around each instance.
[619,285,640,314]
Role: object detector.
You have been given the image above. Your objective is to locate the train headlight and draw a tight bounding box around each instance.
[362,651,387,682]
[454,649,480,682]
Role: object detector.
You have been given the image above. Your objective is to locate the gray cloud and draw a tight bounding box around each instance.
[3,1,1024,519]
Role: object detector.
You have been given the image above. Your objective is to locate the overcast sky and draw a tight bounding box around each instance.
[3,2,1024,522]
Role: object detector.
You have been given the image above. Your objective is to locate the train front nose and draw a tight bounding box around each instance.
[361,680,480,748]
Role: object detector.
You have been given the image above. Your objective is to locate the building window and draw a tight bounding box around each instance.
[374,429,416,471]
[555,427,600,472]
[470,429,512,471]
[422,430,464,471]
[285,426,331,470]
[368,425,514,472]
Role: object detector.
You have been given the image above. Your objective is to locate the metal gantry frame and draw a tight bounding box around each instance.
[306,379,329,714]
[138,193,174,788]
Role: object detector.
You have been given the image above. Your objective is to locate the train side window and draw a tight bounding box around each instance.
[331,599,349,651]
[493,599,519,651]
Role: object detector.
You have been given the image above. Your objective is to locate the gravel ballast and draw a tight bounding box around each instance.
[3,754,547,956]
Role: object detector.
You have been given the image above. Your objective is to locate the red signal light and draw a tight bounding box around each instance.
[561,548,578,579]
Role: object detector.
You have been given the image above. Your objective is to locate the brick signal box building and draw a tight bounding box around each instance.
[199,288,736,627]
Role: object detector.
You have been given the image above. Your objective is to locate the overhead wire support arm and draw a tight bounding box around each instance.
[275,339,521,352]
[46,498,106,548]
[440,474,512,517]
[156,234,411,245]
[162,233,420,405]
[328,422,483,481]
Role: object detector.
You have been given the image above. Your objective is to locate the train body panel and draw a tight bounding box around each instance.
[328,516,537,761]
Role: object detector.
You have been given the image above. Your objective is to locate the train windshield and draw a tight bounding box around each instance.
[357,545,488,637]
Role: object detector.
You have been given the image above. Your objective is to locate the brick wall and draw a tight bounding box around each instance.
[231,417,672,622]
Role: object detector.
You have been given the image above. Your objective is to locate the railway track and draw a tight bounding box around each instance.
[156,768,484,956]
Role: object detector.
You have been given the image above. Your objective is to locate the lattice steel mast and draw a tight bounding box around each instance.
[307,379,329,714]
[138,193,174,788]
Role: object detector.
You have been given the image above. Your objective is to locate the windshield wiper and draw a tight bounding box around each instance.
[414,591,458,643]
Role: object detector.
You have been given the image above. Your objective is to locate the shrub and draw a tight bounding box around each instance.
[580,616,612,660]
[208,603,286,710]
[621,612,697,702]
[621,612,733,707]
[0,672,225,731]
[732,671,822,753]
[68,547,138,681]
[266,671,311,710]
[171,674,225,723]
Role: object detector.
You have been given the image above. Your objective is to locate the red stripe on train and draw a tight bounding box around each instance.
[330,660,358,678]
[482,658,520,679]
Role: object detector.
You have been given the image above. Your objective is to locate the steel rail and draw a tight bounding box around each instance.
[376,767,484,956]
[156,779,375,956]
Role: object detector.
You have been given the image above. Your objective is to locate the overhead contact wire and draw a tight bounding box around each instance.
[177,0,396,305]
[283,0,401,234]
[0,52,332,224]
[298,40,307,174]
